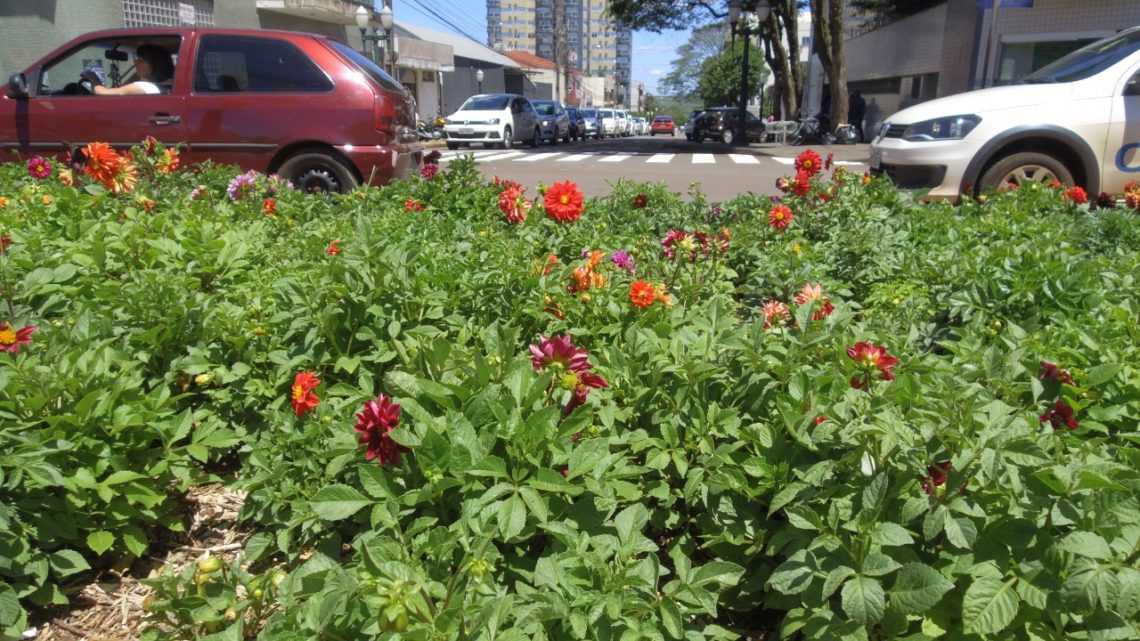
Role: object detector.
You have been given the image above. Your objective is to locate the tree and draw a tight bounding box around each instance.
[657,24,726,99]
[809,0,847,132]
[697,41,767,107]
[608,1,808,119]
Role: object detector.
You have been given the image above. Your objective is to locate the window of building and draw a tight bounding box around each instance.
[123,0,214,27]
[997,38,1099,85]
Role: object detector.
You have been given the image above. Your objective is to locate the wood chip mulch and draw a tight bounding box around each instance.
[27,484,247,641]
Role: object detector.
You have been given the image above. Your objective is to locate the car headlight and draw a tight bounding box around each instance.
[902,115,980,142]
[487,118,500,125]
[541,120,550,126]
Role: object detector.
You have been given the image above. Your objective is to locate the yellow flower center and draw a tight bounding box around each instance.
[560,194,570,205]
[804,160,814,168]
[775,211,785,220]
[291,384,304,401]
[0,327,16,345]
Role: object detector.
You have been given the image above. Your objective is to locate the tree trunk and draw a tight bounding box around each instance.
[779,1,803,117]
[809,0,848,132]
[763,0,802,121]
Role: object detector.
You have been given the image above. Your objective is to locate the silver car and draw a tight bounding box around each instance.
[531,99,571,144]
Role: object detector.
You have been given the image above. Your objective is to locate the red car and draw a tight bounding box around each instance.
[650,115,675,136]
[2,28,421,193]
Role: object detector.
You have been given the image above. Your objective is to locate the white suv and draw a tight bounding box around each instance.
[871,26,1140,200]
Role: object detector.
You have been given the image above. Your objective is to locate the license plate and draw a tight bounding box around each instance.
[870,148,882,169]
[459,127,474,135]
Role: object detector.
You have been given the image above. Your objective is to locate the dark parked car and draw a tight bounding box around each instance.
[1,27,421,194]
[683,109,702,140]
[565,106,585,141]
[531,99,571,144]
[691,107,766,144]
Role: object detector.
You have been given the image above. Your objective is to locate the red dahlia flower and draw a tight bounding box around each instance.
[795,149,823,177]
[157,148,181,174]
[26,156,52,180]
[354,393,405,465]
[629,280,657,308]
[561,370,609,417]
[529,334,591,373]
[544,180,584,222]
[83,142,122,185]
[404,198,425,212]
[759,299,790,329]
[794,283,835,320]
[1093,192,1116,209]
[326,239,341,256]
[262,197,277,216]
[1063,186,1087,204]
[1,236,11,252]
[1040,399,1079,431]
[825,153,834,170]
[420,163,439,180]
[792,170,812,197]
[846,341,900,388]
[424,149,442,165]
[290,371,321,416]
[498,184,532,223]
[632,194,649,209]
[922,461,952,496]
[0,322,36,354]
[1038,360,1074,386]
[768,204,793,230]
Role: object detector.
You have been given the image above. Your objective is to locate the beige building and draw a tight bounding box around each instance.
[486,0,631,106]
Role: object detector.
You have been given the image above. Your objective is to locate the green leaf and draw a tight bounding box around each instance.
[497,494,526,540]
[615,504,649,545]
[871,522,914,547]
[962,577,1019,635]
[889,563,954,614]
[48,549,91,577]
[692,560,744,588]
[1084,363,1121,387]
[943,515,977,549]
[309,484,371,521]
[87,531,115,555]
[1085,611,1137,641]
[0,583,24,627]
[660,597,683,639]
[841,576,885,625]
[822,566,857,599]
[768,552,815,595]
[861,553,901,577]
[1058,531,1113,560]
[1113,567,1140,619]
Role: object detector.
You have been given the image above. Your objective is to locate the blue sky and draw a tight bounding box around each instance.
[391,1,691,95]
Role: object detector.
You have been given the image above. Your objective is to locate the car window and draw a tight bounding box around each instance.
[534,103,556,115]
[39,37,181,95]
[461,95,510,110]
[328,40,403,92]
[1022,27,1140,84]
[581,109,596,117]
[194,35,332,93]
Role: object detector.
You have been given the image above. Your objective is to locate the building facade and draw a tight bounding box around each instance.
[844,0,1140,137]
[486,0,630,106]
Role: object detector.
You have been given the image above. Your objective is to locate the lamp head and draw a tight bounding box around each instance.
[728,0,741,25]
[476,69,484,82]
[379,4,394,31]
[755,1,771,22]
[354,5,369,31]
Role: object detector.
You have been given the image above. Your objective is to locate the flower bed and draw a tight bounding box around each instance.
[0,143,1138,640]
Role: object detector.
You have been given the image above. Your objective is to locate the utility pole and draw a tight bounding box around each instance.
[554,0,567,102]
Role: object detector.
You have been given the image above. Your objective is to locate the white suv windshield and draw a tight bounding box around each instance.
[1022,28,1140,84]
[460,95,510,110]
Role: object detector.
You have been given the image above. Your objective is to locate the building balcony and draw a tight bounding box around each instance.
[256,0,373,25]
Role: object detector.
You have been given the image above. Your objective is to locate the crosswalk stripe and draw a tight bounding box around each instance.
[835,160,865,166]
[693,154,715,164]
[439,150,498,162]
[599,154,632,162]
[557,153,597,162]
[475,151,527,162]
[772,157,796,165]
[647,154,674,163]
[514,153,563,162]
[729,154,760,164]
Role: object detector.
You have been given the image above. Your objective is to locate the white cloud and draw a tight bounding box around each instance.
[635,45,674,54]
[649,68,665,76]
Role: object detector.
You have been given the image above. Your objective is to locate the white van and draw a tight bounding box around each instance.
[871,26,1140,200]
[614,109,630,137]
[598,108,617,138]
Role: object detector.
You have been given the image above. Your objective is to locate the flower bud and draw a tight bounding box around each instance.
[196,556,222,574]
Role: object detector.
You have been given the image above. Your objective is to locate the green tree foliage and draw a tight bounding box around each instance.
[697,41,767,107]
[657,24,727,99]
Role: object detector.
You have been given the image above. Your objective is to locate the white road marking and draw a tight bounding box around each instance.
[557,153,597,162]
[692,154,715,164]
[647,154,674,163]
[728,154,760,164]
[598,154,633,162]
[514,153,563,162]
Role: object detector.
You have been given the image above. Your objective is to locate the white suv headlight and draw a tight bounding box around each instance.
[487,118,500,125]
[902,115,981,142]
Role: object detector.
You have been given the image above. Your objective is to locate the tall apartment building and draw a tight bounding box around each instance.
[486,0,631,98]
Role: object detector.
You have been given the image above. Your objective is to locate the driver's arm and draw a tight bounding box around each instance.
[93,83,148,96]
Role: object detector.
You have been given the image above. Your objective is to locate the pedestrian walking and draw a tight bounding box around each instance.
[849,90,867,142]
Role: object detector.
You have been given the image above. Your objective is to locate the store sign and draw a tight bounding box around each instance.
[178,2,197,25]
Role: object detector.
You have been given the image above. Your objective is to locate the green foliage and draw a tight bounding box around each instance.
[657,23,727,100]
[0,147,1138,641]
[698,41,768,108]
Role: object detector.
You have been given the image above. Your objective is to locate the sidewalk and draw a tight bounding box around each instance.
[747,141,871,163]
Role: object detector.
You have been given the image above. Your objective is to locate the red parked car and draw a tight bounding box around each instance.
[1,28,422,193]
[650,115,675,136]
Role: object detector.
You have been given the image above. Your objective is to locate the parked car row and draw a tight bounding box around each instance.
[684,106,766,144]
[441,95,658,149]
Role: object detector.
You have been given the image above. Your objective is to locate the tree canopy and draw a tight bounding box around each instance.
[697,41,767,107]
[656,24,726,99]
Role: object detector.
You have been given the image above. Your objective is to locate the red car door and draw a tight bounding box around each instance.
[1,35,187,162]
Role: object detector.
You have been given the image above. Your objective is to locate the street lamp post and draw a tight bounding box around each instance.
[730,1,770,146]
[354,3,396,77]
[476,68,484,94]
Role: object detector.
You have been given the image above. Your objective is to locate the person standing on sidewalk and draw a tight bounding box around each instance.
[849,90,867,142]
